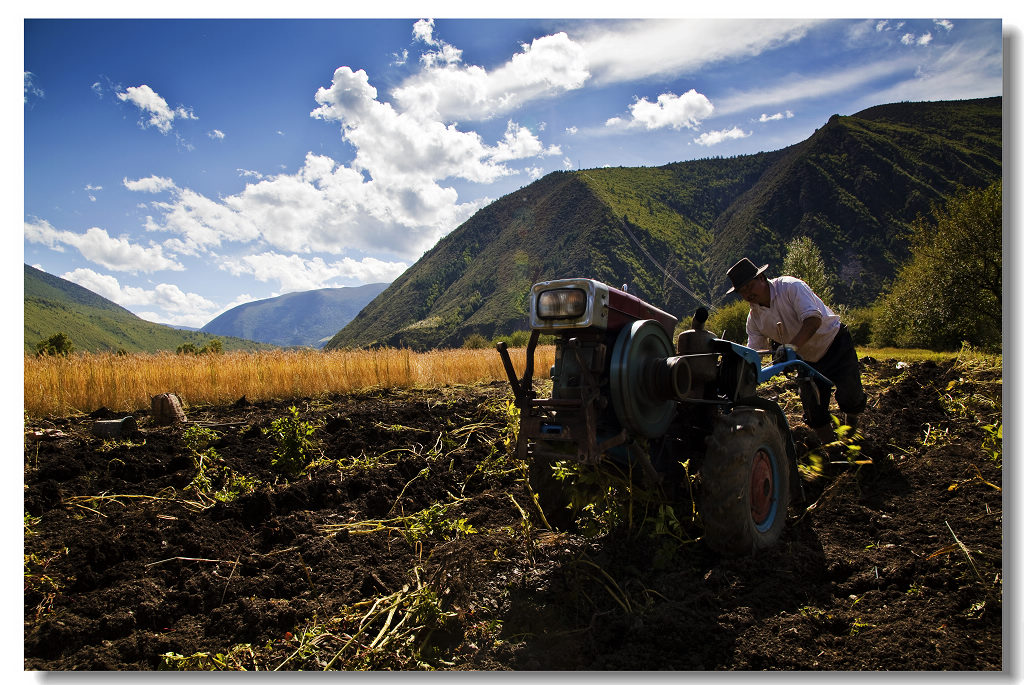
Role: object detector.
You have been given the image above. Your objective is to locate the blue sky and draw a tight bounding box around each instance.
[22,14,1005,328]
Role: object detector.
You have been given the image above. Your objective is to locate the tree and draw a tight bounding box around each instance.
[872,182,1001,351]
[782,236,834,306]
[35,332,74,357]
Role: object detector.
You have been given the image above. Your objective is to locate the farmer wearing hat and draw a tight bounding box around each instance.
[726,257,866,444]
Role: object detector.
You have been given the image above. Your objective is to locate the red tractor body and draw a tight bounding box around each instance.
[497,278,827,555]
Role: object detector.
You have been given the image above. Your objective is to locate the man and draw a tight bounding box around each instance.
[726,257,867,443]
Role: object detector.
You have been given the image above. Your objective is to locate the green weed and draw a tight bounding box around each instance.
[981,422,1001,465]
[317,499,476,547]
[403,501,478,543]
[25,547,70,620]
[264,406,323,478]
[160,644,260,671]
[269,568,458,670]
[182,424,259,504]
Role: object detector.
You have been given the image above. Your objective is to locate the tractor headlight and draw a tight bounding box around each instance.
[537,288,588,319]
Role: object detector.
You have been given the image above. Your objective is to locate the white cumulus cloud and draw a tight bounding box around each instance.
[490,121,561,162]
[413,18,441,46]
[25,219,183,273]
[393,31,589,122]
[694,126,751,146]
[116,84,197,134]
[759,110,794,122]
[606,90,714,131]
[124,175,177,193]
[220,252,408,293]
[61,267,220,327]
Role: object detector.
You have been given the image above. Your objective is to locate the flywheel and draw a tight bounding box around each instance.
[609,319,676,438]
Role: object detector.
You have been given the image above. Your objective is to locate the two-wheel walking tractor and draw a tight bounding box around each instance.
[496,278,831,556]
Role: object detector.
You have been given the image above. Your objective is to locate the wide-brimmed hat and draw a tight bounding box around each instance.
[726,257,769,293]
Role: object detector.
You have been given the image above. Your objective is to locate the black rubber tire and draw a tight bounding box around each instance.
[700,407,790,556]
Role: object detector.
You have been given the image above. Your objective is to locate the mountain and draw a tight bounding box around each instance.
[326,97,1001,351]
[200,284,388,348]
[24,265,270,354]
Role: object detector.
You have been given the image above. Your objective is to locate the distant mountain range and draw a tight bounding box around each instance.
[326,97,1001,351]
[201,284,388,348]
[24,265,387,353]
[23,265,271,354]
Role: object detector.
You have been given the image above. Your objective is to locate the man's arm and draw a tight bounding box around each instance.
[745,313,769,351]
[790,315,822,350]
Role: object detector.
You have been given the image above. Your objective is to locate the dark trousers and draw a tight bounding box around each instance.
[800,324,867,429]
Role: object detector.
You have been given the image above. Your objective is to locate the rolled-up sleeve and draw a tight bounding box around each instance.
[788,281,825,322]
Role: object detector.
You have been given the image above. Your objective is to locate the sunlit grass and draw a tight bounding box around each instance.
[24,346,555,417]
[859,346,1001,368]
[25,343,1000,418]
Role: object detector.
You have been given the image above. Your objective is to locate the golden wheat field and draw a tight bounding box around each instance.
[23,346,556,417]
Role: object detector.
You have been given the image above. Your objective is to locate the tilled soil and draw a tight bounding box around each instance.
[23,357,1002,671]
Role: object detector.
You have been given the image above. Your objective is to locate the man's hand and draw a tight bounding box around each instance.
[773,344,800,364]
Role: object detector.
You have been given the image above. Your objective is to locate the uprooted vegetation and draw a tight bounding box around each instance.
[24,354,1001,670]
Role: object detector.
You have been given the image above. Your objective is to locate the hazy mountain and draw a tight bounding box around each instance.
[325,97,1001,351]
[201,284,389,348]
[24,264,270,354]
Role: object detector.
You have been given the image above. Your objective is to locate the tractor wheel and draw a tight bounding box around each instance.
[700,407,790,556]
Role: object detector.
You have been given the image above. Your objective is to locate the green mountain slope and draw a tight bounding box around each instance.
[324,97,1001,351]
[200,284,388,348]
[24,265,271,354]
[709,97,1002,304]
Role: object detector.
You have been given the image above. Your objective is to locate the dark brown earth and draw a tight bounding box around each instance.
[23,357,1002,671]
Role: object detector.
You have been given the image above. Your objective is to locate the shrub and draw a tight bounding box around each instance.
[264,406,322,478]
[872,182,1001,351]
[462,333,489,349]
[843,306,876,347]
[492,330,533,348]
[706,299,750,343]
[177,339,223,355]
[200,339,223,354]
[35,332,74,357]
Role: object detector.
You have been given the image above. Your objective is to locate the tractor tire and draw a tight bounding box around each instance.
[700,407,790,556]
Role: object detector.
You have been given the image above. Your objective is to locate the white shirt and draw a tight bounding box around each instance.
[746,276,840,363]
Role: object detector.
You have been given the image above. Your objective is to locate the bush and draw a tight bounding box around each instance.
[463,330,535,349]
[492,330,533,348]
[263,406,322,478]
[35,332,74,357]
[843,306,876,347]
[706,299,750,344]
[462,333,489,349]
[177,339,223,355]
[200,338,223,354]
[872,182,1001,351]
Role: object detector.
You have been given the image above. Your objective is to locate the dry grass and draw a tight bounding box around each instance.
[24,346,554,417]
